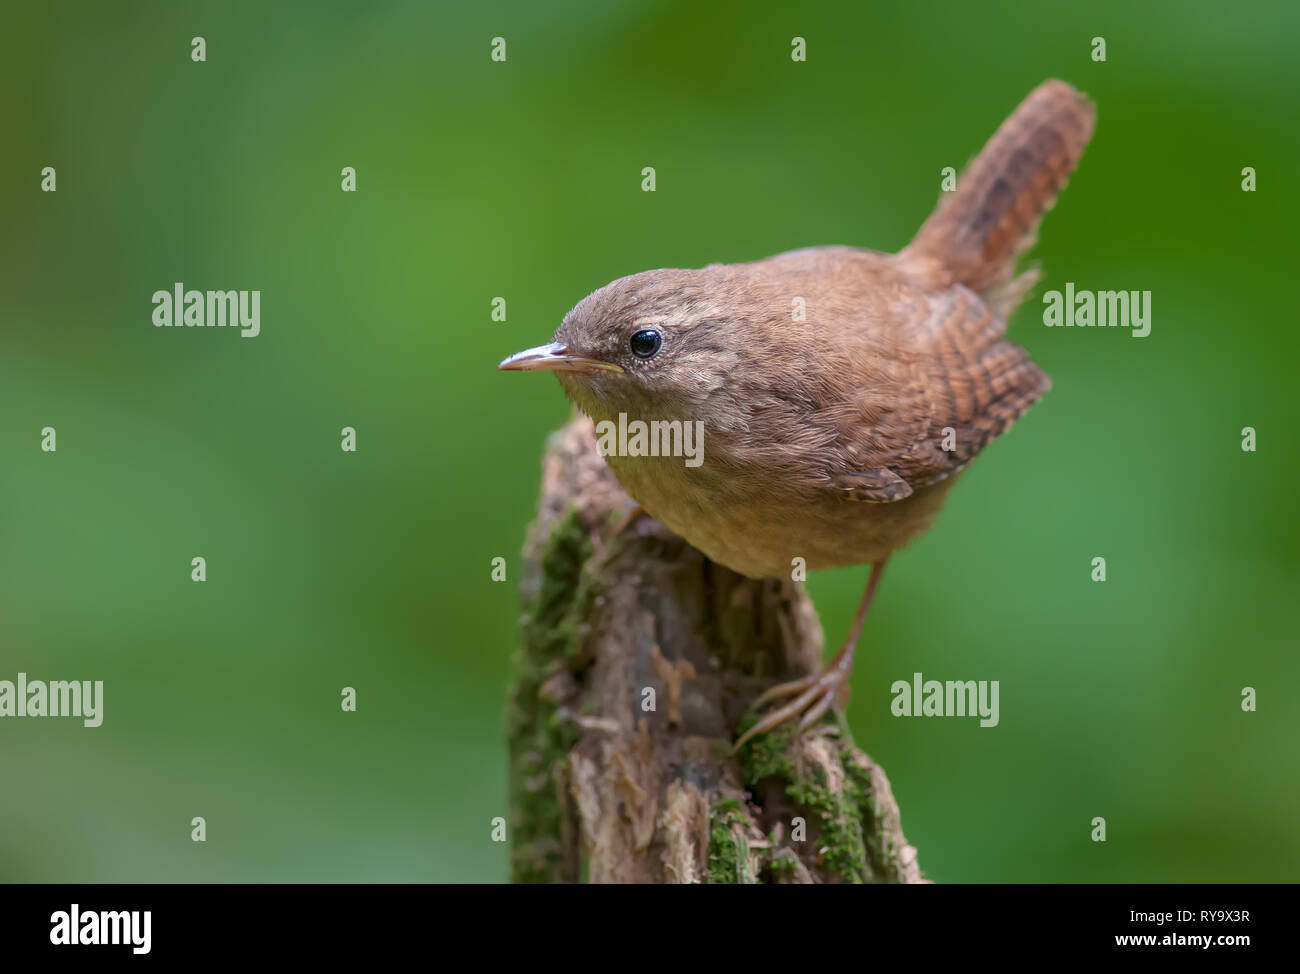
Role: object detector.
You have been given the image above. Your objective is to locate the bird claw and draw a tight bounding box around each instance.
[734,668,848,751]
[750,671,822,709]
[796,687,838,734]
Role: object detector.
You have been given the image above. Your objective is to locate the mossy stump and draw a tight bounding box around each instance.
[507,416,924,884]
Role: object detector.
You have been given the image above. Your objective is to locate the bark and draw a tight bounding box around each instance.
[507,416,925,884]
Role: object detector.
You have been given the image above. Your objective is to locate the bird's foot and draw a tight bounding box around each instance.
[734,664,849,751]
[733,560,886,752]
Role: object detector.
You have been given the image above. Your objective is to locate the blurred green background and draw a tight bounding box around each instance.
[2,0,1296,883]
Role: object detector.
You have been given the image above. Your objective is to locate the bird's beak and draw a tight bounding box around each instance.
[497,342,623,374]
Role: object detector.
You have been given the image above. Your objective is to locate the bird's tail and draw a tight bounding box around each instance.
[903,80,1095,306]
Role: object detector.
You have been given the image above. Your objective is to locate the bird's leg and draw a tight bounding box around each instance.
[734,558,888,750]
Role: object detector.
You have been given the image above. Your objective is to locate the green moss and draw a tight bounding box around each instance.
[736,724,878,884]
[787,760,870,883]
[707,798,759,884]
[765,848,801,879]
[842,751,903,882]
[736,723,796,781]
[507,507,595,884]
[523,508,598,669]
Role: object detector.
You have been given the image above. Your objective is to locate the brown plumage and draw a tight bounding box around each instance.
[904,79,1096,305]
[501,80,1095,742]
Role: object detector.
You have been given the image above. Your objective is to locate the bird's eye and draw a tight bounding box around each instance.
[630,329,662,359]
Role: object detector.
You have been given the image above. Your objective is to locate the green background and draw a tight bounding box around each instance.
[2,0,1296,883]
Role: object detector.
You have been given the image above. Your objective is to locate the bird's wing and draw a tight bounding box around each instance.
[822,285,1049,502]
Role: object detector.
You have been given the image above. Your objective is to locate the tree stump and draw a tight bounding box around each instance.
[507,416,925,884]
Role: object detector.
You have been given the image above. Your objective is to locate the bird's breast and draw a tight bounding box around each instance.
[601,450,954,579]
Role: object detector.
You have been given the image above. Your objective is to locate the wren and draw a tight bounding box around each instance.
[501,80,1095,747]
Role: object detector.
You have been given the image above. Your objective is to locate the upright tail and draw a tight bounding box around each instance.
[903,80,1095,303]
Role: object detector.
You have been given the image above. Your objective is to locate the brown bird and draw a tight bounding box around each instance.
[500,80,1095,748]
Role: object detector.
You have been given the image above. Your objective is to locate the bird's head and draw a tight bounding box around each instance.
[498,268,744,424]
